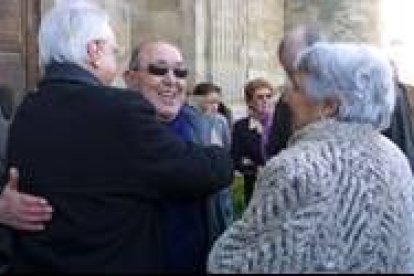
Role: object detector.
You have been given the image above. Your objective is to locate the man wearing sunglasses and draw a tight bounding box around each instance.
[124,42,189,123]
[123,41,233,273]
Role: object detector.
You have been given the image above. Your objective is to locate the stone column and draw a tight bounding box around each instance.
[246,0,284,86]
[202,0,284,113]
[203,0,249,105]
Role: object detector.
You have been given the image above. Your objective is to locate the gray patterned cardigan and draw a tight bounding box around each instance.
[208,119,414,273]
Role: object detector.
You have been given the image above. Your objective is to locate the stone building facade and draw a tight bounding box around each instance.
[36,0,414,117]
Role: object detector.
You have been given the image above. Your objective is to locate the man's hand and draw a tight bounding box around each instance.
[0,167,53,231]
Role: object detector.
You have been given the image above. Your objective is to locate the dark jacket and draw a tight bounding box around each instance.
[231,116,265,204]
[265,99,292,159]
[161,106,208,273]
[161,105,232,273]
[6,63,233,273]
[231,117,265,177]
[382,82,414,171]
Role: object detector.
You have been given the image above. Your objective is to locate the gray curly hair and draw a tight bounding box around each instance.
[294,42,395,130]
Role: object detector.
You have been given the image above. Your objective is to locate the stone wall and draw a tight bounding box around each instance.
[40,0,387,112]
[41,0,195,87]
[284,0,381,44]
[195,0,284,110]
[124,0,196,86]
[246,0,285,86]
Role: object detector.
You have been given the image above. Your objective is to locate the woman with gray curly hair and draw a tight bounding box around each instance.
[208,42,414,273]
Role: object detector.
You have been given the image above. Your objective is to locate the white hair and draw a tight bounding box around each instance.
[294,42,395,130]
[39,0,114,67]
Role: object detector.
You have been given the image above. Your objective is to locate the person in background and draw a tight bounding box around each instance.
[123,42,233,273]
[7,1,232,273]
[231,78,274,205]
[208,42,414,273]
[218,101,233,128]
[192,82,231,149]
[192,81,233,227]
[266,25,326,159]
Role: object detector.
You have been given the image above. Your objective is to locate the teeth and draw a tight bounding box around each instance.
[159,90,176,98]
[158,91,177,105]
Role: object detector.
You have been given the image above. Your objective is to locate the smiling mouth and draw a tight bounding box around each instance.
[158,90,179,105]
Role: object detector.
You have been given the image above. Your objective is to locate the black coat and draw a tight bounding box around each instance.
[231,117,265,177]
[382,83,414,171]
[6,63,233,273]
[265,99,292,159]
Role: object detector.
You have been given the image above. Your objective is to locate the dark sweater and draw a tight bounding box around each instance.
[162,110,207,273]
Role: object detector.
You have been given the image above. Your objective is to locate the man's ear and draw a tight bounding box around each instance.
[86,41,101,68]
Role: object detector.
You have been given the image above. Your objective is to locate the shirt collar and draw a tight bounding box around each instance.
[248,116,264,134]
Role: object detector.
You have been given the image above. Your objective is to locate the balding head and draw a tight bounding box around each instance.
[278,25,326,77]
[128,41,183,71]
[124,40,188,122]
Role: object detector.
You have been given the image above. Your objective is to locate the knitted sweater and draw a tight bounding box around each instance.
[208,119,414,273]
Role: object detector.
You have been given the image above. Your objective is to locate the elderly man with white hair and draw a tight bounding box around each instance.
[208,42,414,273]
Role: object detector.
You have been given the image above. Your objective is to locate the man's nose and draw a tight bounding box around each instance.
[164,68,176,83]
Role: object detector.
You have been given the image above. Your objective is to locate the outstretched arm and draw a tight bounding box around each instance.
[0,167,53,231]
[118,93,233,199]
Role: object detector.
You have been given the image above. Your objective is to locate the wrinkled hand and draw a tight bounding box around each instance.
[0,167,53,231]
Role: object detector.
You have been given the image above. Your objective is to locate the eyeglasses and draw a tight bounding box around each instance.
[143,64,189,79]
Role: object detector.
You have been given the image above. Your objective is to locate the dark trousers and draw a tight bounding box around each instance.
[0,227,12,273]
[243,174,257,205]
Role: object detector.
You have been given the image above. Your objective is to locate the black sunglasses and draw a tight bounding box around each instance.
[145,64,189,79]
